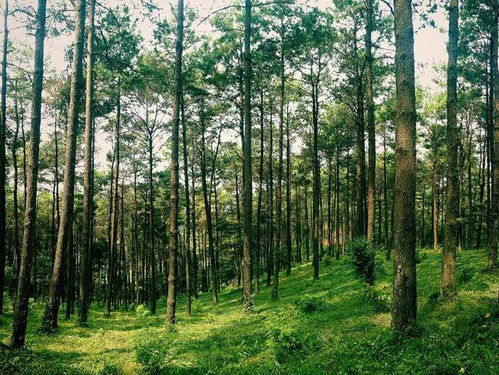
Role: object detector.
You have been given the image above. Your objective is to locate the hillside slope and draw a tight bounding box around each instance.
[0,248,497,375]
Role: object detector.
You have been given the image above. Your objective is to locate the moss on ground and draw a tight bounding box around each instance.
[0,248,497,374]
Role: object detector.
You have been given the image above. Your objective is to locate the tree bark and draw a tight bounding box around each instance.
[366,0,376,241]
[79,0,95,325]
[11,0,47,347]
[441,0,459,299]
[391,0,417,332]
[487,0,498,270]
[43,0,86,332]
[167,0,184,324]
[0,0,8,314]
[241,0,254,311]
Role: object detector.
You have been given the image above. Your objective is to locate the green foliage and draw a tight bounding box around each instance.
[322,254,333,267]
[134,331,170,375]
[135,304,151,318]
[264,305,309,363]
[347,237,376,285]
[100,363,122,375]
[191,298,203,314]
[0,249,496,375]
[458,263,475,284]
[293,294,329,313]
[364,286,390,313]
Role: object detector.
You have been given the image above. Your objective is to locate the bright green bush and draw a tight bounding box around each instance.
[135,304,151,318]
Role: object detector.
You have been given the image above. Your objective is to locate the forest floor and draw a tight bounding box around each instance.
[0,248,498,375]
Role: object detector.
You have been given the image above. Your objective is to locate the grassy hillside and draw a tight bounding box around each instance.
[0,248,497,375]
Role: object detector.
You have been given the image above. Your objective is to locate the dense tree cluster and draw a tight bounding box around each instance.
[0,0,497,348]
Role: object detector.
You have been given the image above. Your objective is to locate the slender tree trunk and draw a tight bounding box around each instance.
[0,0,8,314]
[200,104,218,303]
[391,0,417,332]
[181,96,192,314]
[11,0,47,347]
[167,0,184,324]
[487,0,498,270]
[272,15,286,299]
[441,0,459,299]
[366,0,376,241]
[241,0,254,311]
[79,0,95,325]
[43,0,86,332]
[285,107,292,274]
[267,111,274,287]
[433,164,439,250]
[383,129,390,257]
[312,80,321,280]
[191,164,198,298]
[11,79,20,293]
[255,89,265,293]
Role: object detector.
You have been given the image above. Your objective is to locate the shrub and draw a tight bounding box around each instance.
[347,237,375,285]
[458,263,474,283]
[364,286,390,313]
[135,332,170,375]
[294,295,328,313]
[264,305,309,362]
[323,254,333,266]
[135,304,150,318]
[191,298,203,314]
[100,363,122,375]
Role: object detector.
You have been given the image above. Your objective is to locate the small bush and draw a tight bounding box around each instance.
[191,298,203,314]
[347,237,375,285]
[294,295,328,313]
[458,263,475,283]
[364,286,390,313]
[135,332,170,375]
[264,305,309,362]
[135,304,150,318]
[100,363,122,375]
[322,255,333,266]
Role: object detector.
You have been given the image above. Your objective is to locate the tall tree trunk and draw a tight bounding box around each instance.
[241,0,253,311]
[191,163,198,299]
[11,79,20,293]
[272,14,285,300]
[11,0,47,347]
[366,0,376,241]
[391,0,417,332]
[266,111,274,287]
[43,0,86,332]
[255,89,265,293]
[167,0,184,324]
[79,0,95,325]
[441,0,459,299]
[285,106,292,274]
[0,0,8,314]
[181,96,192,314]
[312,80,321,280]
[200,103,218,303]
[105,148,116,315]
[383,129,390,257]
[487,0,498,270]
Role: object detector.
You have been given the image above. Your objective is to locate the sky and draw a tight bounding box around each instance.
[3,0,448,170]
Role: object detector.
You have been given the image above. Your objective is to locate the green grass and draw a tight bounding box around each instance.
[0,248,497,374]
